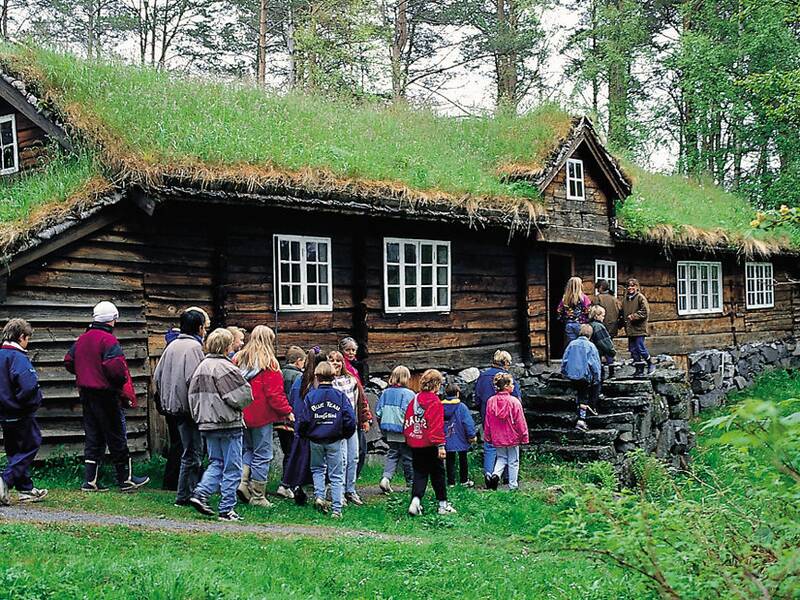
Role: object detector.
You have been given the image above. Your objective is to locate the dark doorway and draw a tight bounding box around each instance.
[548,254,574,360]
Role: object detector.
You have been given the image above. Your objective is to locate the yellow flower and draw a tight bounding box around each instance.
[780,205,790,214]
[750,219,760,228]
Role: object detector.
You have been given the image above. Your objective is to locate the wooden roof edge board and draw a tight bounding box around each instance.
[0,72,72,152]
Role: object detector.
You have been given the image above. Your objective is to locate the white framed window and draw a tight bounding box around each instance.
[745,262,774,309]
[566,158,585,200]
[384,238,450,313]
[0,114,18,175]
[595,259,618,295]
[273,234,332,311]
[676,261,723,315]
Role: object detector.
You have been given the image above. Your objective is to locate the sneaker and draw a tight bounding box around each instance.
[484,473,493,489]
[407,496,423,516]
[189,495,215,516]
[438,502,457,515]
[276,485,295,499]
[647,363,656,375]
[331,511,343,519]
[314,497,331,514]
[344,492,364,506]
[461,480,475,488]
[18,488,48,503]
[489,474,500,491]
[218,510,244,522]
[0,478,9,506]
[174,498,190,507]
[379,477,393,494]
[576,419,589,432]
[80,481,109,493]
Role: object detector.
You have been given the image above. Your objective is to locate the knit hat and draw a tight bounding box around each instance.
[93,301,119,323]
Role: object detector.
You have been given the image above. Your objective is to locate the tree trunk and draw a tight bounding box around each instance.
[391,0,409,101]
[495,0,518,111]
[1,0,9,40]
[606,0,628,150]
[257,0,268,85]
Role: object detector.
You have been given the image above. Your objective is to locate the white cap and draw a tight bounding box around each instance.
[93,301,119,323]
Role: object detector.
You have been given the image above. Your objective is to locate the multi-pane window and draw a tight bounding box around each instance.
[384,238,450,313]
[0,115,18,175]
[273,235,332,311]
[566,158,585,200]
[595,259,618,295]
[676,261,723,315]
[745,262,774,309]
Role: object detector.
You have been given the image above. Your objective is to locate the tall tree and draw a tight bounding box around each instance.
[30,0,129,57]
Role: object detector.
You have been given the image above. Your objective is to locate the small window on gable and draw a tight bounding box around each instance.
[745,262,774,309]
[273,234,333,311]
[566,158,585,200]
[384,238,450,313]
[676,261,723,316]
[0,114,19,176]
[595,259,617,295]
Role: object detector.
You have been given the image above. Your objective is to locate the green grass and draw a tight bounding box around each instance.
[0,152,102,224]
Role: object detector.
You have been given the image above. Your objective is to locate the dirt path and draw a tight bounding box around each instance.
[0,506,413,542]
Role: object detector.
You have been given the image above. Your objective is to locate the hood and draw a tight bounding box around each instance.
[415,391,439,415]
[492,392,515,420]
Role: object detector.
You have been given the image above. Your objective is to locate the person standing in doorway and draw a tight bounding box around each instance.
[557,276,592,344]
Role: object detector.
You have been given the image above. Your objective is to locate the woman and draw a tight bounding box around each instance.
[328,350,372,506]
[234,325,293,508]
[557,276,592,344]
[339,337,363,384]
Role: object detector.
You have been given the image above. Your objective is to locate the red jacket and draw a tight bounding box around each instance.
[403,391,445,448]
[64,323,129,393]
[243,369,292,429]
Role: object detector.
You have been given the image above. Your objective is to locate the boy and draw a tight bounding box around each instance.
[622,278,654,377]
[588,305,617,378]
[442,383,476,488]
[0,319,47,505]
[276,345,306,499]
[593,278,621,338]
[295,361,356,518]
[561,324,602,432]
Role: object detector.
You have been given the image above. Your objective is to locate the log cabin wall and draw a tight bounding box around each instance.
[0,98,49,172]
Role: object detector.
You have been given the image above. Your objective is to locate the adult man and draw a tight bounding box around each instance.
[593,278,621,338]
[153,308,207,506]
[65,301,149,492]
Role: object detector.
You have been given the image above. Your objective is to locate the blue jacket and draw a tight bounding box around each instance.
[442,398,476,452]
[561,337,602,384]
[474,367,521,420]
[0,344,43,420]
[296,383,356,443]
[375,385,415,434]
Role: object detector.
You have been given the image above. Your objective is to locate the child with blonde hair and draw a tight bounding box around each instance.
[483,373,528,490]
[561,324,602,432]
[557,276,592,343]
[376,365,415,493]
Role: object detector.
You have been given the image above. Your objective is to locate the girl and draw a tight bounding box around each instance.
[328,350,372,506]
[483,373,528,490]
[404,369,455,516]
[375,365,415,493]
[557,276,592,344]
[235,325,293,508]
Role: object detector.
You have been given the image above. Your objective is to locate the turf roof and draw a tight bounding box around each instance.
[1,44,798,255]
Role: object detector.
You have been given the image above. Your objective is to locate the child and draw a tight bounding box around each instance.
[0,318,47,505]
[561,324,602,432]
[403,369,456,516]
[588,305,617,378]
[557,276,592,343]
[483,374,528,491]
[276,345,306,499]
[188,328,253,521]
[226,326,246,359]
[296,361,356,518]
[622,278,654,377]
[376,365,415,494]
[442,383,476,487]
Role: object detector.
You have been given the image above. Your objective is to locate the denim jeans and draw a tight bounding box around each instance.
[565,321,582,344]
[628,336,650,362]
[194,429,243,514]
[243,423,274,482]
[493,446,520,489]
[344,430,359,494]
[383,440,413,484]
[310,439,346,512]
[175,414,203,503]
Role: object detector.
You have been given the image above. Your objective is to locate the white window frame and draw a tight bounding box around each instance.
[566,158,585,200]
[676,261,723,316]
[595,259,618,296]
[0,114,19,176]
[273,234,333,312]
[383,237,451,313]
[745,262,774,309]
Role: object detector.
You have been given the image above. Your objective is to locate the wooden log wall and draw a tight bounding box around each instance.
[0,98,48,172]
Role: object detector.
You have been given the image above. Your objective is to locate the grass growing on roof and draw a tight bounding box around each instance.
[2,45,572,203]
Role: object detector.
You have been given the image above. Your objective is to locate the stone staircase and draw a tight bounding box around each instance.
[522,373,693,473]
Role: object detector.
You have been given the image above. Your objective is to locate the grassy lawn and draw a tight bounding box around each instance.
[1,370,798,599]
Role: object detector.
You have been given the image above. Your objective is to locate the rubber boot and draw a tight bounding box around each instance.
[237,464,252,504]
[633,361,646,378]
[81,460,109,492]
[249,480,273,507]
[116,459,150,492]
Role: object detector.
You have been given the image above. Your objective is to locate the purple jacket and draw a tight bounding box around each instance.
[64,323,129,392]
[0,344,42,420]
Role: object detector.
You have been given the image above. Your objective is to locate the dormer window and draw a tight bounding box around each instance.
[0,114,18,175]
[566,158,585,200]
